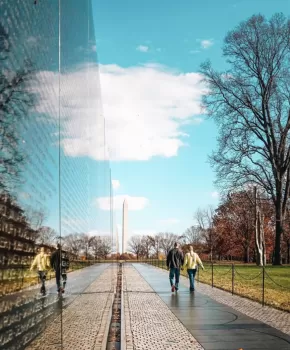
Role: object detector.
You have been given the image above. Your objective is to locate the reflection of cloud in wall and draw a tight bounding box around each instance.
[30,63,108,160]
[112,180,120,190]
[31,62,206,161]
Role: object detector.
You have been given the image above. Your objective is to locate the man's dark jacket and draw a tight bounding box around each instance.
[50,249,69,271]
[166,248,184,268]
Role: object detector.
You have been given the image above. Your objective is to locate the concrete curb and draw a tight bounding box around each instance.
[120,264,126,350]
[93,292,114,350]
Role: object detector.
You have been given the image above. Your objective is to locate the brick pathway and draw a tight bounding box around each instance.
[123,264,204,350]
[25,265,117,350]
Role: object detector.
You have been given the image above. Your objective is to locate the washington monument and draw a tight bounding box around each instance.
[122,199,128,254]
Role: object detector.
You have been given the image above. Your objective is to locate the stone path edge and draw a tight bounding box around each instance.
[94,293,114,350]
[121,269,127,350]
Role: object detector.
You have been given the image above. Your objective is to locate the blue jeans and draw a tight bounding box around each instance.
[187,269,197,290]
[169,268,180,289]
[38,271,46,292]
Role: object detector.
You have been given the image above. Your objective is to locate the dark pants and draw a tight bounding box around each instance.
[187,269,197,290]
[169,267,180,288]
[55,268,67,291]
[38,271,46,292]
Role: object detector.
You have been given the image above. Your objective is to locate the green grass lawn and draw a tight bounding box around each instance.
[149,260,290,313]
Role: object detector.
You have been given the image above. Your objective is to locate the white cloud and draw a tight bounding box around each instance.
[112,180,120,190]
[211,191,219,199]
[100,63,205,160]
[31,62,205,161]
[96,194,149,211]
[136,45,149,52]
[200,39,214,49]
[159,218,179,225]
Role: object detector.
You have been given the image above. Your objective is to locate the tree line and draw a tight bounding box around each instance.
[127,189,289,265]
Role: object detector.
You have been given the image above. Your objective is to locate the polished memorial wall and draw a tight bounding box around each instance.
[0,1,112,348]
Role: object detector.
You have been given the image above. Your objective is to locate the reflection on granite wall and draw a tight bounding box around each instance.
[0,0,111,349]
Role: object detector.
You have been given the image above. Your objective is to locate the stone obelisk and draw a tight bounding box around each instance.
[122,199,128,254]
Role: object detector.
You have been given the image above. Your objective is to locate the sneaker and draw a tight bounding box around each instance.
[171,285,175,292]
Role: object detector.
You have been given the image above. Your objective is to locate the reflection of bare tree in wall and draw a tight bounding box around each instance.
[0,23,34,192]
[36,226,57,245]
[24,205,47,230]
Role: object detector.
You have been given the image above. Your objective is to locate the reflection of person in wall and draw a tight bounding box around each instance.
[30,247,50,295]
[50,243,69,294]
[183,246,204,292]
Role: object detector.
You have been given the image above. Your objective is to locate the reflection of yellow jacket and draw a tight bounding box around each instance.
[183,252,204,270]
[31,253,50,271]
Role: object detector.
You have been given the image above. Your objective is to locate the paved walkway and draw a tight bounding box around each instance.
[0,263,116,350]
[26,265,117,350]
[123,264,203,350]
[132,263,290,350]
[2,262,290,350]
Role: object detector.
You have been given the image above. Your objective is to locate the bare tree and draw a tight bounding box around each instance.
[184,226,203,245]
[24,206,47,230]
[63,233,83,257]
[0,24,34,192]
[91,236,102,259]
[148,234,161,258]
[195,207,216,261]
[159,232,179,256]
[201,14,290,265]
[140,235,153,258]
[36,226,57,245]
[80,233,95,259]
[127,235,143,259]
[98,236,112,259]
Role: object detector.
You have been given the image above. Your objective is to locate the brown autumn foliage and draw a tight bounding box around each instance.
[212,191,274,263]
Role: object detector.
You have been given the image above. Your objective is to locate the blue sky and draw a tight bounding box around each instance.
[92,0,289,240]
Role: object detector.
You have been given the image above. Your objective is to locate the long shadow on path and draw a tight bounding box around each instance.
[133,263,290,350]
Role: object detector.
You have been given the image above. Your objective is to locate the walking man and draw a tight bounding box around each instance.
[50,243,69,294]
[183,245,204,292]
[30,246,50,295]
[166,242,184,292]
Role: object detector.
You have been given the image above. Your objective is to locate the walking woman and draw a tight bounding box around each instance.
[30,247,50,295]
[183,246,204,292]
